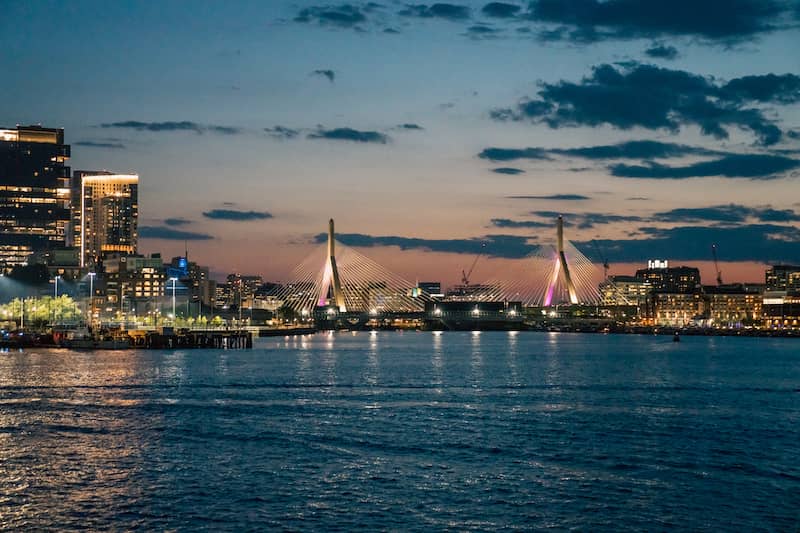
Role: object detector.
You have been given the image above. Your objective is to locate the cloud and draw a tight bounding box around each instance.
[465,24,502,38]
[481,140,718,162]
[583,224,800,263]
[398,3,471,21]
[100,121,241,135]
[139,226,213,240]
[308,127,389,143]
[482,2,522,18]
[506,194,590,200]
[202,209,273,221]
[490,218,551,228]
[721,73,800,105]
[396,123,424,130]
[294,4,371,28]
[264,126,300,139]
[653,204,800,224]
[312,69,336,82]
[492,63,793,145]
[163,217,192,227]
[527,0,789,43]
[530,210,644,229]
[314,232,539,258]
[492,167,525,175]
[74,140,125,149]
[644,43,679,60]
[478,147,550,161]
[610,154,800,179]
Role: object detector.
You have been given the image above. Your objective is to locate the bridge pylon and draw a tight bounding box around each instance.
[319,218,347,312]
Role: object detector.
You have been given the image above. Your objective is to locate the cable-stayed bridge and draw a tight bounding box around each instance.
[273,217,601,317]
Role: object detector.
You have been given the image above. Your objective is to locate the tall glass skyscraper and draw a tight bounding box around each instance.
[0,125,71,272]
[73,171,139,267]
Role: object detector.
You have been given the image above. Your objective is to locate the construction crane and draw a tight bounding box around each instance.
[461,242,486,286]
[592,240,610,280]
[711,244,723,285]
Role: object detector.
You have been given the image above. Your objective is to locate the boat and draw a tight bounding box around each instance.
[673,332,681,342]
[58,327,131,350]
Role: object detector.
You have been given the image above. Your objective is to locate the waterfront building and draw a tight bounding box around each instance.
[167,255,215,312]
[635,260,701,293]
[704,284,763,328]
[765,265,800,294]
[73,171,138,267]
[0,125,71,272]
[102,253,165,317]
[599,275,651,306]
[651,291,708,327]
[762,291,800,329]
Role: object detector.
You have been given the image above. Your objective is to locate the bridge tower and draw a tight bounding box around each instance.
[544,215,579,305]
[319,218,347,311]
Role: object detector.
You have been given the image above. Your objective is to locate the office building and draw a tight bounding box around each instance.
[0,125,71,271]
[765,265,800,294]
[635,260,701,293]
[73,171,138,267]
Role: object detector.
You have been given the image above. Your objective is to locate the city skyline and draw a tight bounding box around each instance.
[3,1,800,285]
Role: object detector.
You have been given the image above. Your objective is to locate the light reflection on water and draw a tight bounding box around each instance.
[0,332,798,531]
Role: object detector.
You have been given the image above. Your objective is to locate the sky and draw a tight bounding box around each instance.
[2,0,799,286]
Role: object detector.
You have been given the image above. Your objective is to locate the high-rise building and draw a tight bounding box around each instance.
[635,261,701,293]
[765,264,800,293]
[0,125,71,271]
[73,171,138,267]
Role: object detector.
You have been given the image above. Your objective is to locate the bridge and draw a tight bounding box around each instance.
[272,217,600,319]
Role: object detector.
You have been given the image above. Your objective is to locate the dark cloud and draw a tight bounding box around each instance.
[610,154,800,179]
[465,24,501,38]
[644,43,679,60]
[264,126,300,139]
[100,121,241,135]
[492,167,525,175]
[583,224,800,264]
[399,3,471,21]
[478,147,550,161]
[308,127,389,143]
[530,210,643,229]
[480,140,718,162]
[492,63,793,145]
[397,123,424,130]
[312,69,336,82]
[788,130,800,139]
[294,4,371,28]
[202,209,273,221]
[490,218,551,228]
[482,2,521,18]
[654,204,800,224]
[506,194,590,200]
[74,140,125,149]
[139,226,213,240]
[527,0,789,43]
[163,217,192,227]
[721,73,800,104]
[314,232,538,258]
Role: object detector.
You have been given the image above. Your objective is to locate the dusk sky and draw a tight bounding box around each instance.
[3,0,800,285]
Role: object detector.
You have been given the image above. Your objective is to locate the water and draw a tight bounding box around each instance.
[0,332,798,531]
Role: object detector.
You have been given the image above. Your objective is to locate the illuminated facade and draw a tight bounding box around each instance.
[652,292,708,327]
[73,171,138,267]
[765,265,800,294]
[705,285,763,328]
[0,125,71,271]
[599,275,651,306]
[102,253,165,315]
[635,262,701,293]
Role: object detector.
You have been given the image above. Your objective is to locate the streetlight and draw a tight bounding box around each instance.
[53,275,61,325]
[170,277,178,325]
[87,272,96,325]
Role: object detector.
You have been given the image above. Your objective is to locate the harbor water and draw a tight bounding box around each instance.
[0,332,798,530]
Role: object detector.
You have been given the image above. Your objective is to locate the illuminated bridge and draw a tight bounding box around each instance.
[273,217,601,321]
[273,219,430,316]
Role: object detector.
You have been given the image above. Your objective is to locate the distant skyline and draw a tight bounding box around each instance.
[3,0,799,284]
